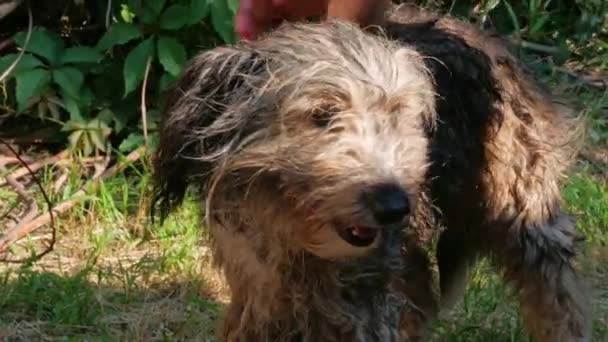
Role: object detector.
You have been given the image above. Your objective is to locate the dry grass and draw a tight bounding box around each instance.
[0,171,227,341]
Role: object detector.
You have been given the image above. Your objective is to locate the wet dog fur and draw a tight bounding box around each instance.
[152,4,591,342]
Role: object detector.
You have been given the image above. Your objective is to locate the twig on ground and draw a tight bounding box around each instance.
[141,56,152,149]
[508,38,562,55]
[0,155,34,165]
[92,149,112,179]
[52,166,69,193]
[554,67,607,90]
[0,200,20,222]
[0,0,31,83]
[0,163,38,230]
[0,146,146,260]
[0,150,68,186]
[579,150,608,174]
[0,137,55,262]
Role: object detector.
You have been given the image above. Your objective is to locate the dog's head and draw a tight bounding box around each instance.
[153,20,436,260]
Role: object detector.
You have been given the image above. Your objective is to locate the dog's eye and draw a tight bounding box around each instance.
[310,105,338,128]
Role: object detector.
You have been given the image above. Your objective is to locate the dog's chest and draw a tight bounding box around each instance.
[343,290,406,342]
[299,266,409,342]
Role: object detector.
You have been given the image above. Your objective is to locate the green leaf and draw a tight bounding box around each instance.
[159,4,190,30]
[14,27,65,66]
[157,36,186,76]
[113,111,128,132]
[62,118,86,131]
[159,71,176,92]
[530,14,550,34]
[68,130,84,150]
[97,108,115,125]
[0,53,44,78]
[52,67,84,98]
[138,7,158,24]
[78,86,95,111]
[210,0,236,43]
[145,0,166,16]
[188,0,209,24]
[82,134,93,156]
[120,4,136,23]
[503,1,521,37]
[483,0,500,13]
[37,101,48,119]
[96,22,142,51]
[119,132,145,152]
[15,68,51,108]
[62,93,83,120]
[89,130,108,151]
[123,37,154,97]
[227,0,239,13]
[65,118,111,156]
[86,119,111,152]
[47,100,61,120]
[59,46,102,64]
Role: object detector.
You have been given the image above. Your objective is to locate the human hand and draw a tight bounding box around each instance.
[234,0,389,41]
[234,0,328,40]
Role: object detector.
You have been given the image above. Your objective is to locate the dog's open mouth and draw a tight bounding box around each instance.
[336,224,378,247]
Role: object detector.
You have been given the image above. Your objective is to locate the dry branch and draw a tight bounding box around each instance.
[52,166,69,193]
[141,56,153,149]
[0,163,38,230]
[0,136,54,262]
[555,67,607,90]
[0,147,146,255]
[0,155,34,165]
[0,150,68,186]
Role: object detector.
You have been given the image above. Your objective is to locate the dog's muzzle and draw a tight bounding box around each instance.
[336,183,410,248]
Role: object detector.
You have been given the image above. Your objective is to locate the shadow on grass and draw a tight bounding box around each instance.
[0,264,222,341]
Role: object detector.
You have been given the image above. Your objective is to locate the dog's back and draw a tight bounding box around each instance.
[381,6,590,342]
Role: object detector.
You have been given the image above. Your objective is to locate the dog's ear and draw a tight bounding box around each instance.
[152,45,266,222]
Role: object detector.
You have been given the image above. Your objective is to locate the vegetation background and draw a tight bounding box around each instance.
[0,0,606,340]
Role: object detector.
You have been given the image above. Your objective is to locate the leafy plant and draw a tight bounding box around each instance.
[63,118,112,157]
[1,0,239,155]
[0,27,101,117]
[1,0,605,158]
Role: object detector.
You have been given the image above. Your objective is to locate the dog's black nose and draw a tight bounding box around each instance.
[362,183,410,226]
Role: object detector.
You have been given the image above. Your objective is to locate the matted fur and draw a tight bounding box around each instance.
[153,4,590,342]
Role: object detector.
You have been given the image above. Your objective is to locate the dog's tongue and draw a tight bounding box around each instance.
[350,225,375,239]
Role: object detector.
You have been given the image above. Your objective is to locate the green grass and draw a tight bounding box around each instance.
[0,161,223,341]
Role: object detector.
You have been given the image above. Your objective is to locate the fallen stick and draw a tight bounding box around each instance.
[554,67,607,90]
[0,163,38,231]
[0,155,106,186]
[0,150,68,186]
[0,147,146,255]
[0,156,34,165]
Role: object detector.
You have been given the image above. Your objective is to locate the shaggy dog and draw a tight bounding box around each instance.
[152,5,590,342]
